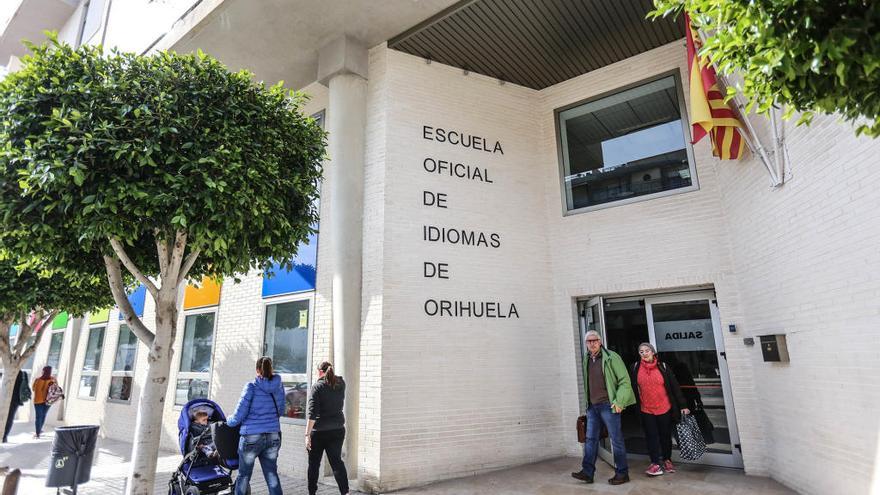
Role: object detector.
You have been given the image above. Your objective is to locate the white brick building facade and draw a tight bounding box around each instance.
[8,2,880,494]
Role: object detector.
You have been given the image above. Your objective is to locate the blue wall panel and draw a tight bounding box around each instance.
[119,284,147,319]
[262,232,318,298]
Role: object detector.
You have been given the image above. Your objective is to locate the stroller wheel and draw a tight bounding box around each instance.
[184,487,201,495]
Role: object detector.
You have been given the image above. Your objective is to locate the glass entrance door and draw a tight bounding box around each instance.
[645,293,742,468]
[582,291,743,469]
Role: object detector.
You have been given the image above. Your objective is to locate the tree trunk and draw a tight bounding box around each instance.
[126,290,178,495]
[0,314,52,442]
[0,359,21,442]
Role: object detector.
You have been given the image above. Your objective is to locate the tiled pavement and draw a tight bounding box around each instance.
[0,421,354,494]
[1,421,797,494]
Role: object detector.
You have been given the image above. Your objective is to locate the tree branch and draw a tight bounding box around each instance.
[155,229,170,279]
[177,247,201,286]
[0,319,12,363]
[166,230,188,285]
[104,255,156,345]
[109,238,159,300]
[19,309,58,362]
[12,311,31,356]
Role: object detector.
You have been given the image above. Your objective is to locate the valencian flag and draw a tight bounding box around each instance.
[686,13,745,160]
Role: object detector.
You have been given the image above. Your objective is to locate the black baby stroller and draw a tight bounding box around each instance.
[168,398,243,495]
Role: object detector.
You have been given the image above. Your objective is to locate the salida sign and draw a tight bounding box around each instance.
[655,320,716,352]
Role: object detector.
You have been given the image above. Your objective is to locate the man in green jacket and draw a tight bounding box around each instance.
[571,330,635,485]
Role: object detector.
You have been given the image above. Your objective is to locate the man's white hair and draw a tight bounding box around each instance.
[585,330,601,341]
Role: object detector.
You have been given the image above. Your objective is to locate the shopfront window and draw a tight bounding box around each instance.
[109,325,137,402]
[264,298,310,420]
[79,325,105,399]
[175,312,216,405]
[557,74,696,213]
[46,331,65,370]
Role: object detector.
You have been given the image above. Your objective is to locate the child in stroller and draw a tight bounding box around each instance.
[190,410,218,459]
[168,399,244,495]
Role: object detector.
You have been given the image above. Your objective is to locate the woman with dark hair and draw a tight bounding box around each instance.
[632,343,689,476]
[32,366,58,438]
[227,356,286,495]
[305,361,349,495]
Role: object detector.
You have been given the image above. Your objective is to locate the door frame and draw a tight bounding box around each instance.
[580,290,744,469]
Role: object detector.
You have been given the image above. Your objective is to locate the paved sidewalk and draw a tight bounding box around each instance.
[0,421,354,494]
[2,420,796,494]
[394,457,797,495]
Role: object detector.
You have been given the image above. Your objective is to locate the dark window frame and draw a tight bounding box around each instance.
[554,69,699,215]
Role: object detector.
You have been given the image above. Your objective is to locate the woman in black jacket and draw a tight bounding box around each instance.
[632,343,689,476]
[304,361,349,495]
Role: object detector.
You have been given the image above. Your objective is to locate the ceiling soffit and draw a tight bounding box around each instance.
[388,0,684,90]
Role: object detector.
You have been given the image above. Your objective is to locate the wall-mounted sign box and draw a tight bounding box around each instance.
[759,334,789,362]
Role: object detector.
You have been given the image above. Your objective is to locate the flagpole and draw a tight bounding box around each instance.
[696,29,783,187]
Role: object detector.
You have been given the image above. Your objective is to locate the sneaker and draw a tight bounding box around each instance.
[608,473,630,485]
[663,460,676,473]
[645,464,664,476]
[571,471,594,483]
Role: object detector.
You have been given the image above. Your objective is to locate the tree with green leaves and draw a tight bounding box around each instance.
[651,0,880,137]
[0,251,112,443]
[0,38,324,493]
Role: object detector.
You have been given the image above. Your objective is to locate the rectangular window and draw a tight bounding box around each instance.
[79,0,106,46]
[264,299,310,420]
[557,74,697,213]
[79,326,105,399]
[109,325,138,402]
[175,312,216,405]
[46,331,65,370]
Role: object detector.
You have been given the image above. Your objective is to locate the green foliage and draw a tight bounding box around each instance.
[0,37,325,279]
[650,0,880,137]
[0,249,112,321]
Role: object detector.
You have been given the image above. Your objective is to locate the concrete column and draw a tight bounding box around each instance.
[319,36,368,479]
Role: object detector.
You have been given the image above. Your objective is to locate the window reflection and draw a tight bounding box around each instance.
[264,301,309,375]
[559,76,695,211]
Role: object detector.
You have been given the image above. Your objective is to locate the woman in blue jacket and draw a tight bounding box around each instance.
[227,356,286,495]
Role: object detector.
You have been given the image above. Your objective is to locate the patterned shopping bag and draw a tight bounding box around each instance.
[674,414,707,460]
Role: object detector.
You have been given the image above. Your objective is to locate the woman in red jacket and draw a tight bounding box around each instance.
[632,343,689,476]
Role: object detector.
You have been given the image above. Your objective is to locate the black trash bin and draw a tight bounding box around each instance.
[46,425,100,494]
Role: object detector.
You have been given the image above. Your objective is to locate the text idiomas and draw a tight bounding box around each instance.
[420,125,519,319]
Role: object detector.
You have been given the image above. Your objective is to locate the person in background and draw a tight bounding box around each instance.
[2,370,25,442]
[571,330,635,486]
[32,366,57,438]
[632,342,689,476]
[305,361,349,495]
[226,356,286,495]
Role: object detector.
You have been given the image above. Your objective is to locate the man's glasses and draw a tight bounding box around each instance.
[586,339,601,343]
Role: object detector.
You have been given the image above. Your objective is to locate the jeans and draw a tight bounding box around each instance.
[34,403,50,435]
[581,403,628,477]
[235,432,282,495]
[308,428,349,495]
[641,410,674,465]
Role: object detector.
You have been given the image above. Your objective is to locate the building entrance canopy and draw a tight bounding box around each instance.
[391,0,683,89]
[160,0,683,91]
[158,0,459,88]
